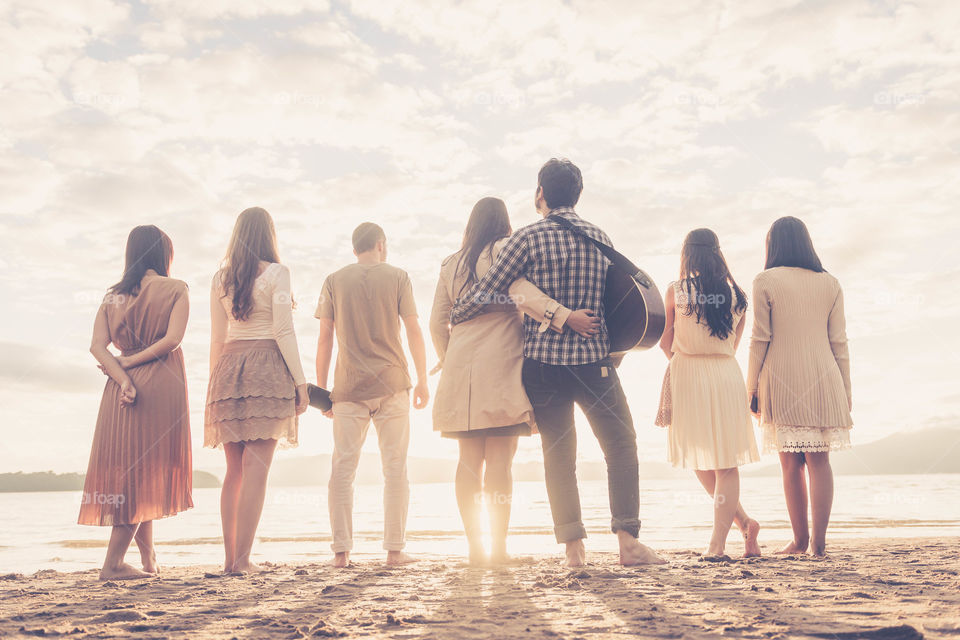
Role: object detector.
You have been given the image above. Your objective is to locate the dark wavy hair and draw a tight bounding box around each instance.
[109,225,173,296]
[678,228,747,340]
[537,158,583,209]
[765,216,825,272]
[453,197,512,297]
[220,207,281,321]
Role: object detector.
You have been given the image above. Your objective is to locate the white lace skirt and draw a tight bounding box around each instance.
[762,424,851,454]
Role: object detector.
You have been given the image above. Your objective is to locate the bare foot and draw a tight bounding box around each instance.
[490,551,512,566]
[386,551,417,566]
[231,560,265,574]
[619,537,667,566]
[704,545,727,558]
[775,540,809,555]
[99,562,153,581]
[141,549,160,574]
[329,552,350,568]
[742,519,761,558]
[811,543,827,558]
[468,545,488,567]
[564,540,586,567]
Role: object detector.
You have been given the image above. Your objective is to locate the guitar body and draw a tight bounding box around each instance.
[546,212,665,356]
[604,264,666,354]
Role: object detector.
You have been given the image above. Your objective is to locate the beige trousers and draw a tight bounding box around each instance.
[328,390,410,553]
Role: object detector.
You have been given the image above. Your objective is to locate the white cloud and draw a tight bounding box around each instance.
[1,0,958,471]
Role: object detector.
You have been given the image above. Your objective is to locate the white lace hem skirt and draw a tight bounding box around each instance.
[762,423,851,454]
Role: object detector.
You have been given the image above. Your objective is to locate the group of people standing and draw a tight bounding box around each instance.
[78,158,852,580]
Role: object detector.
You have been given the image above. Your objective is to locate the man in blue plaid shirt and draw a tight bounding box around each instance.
[451,159,665,567]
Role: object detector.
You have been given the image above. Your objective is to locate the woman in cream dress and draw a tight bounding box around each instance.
[430,197,598,565]
[748,216,852,557]
[206,207,309,573]
[658,228,761,558]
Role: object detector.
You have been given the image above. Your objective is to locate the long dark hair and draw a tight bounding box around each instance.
[765,216,825,272]
[454,197,512,297]
[678,228,747,340]
[109,225,173,296]
[220,207,281,321]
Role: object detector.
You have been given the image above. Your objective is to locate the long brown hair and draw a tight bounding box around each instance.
[454,197,512,297]
[679,228,747,340]
[765,216,825,272]
[109,225,173,296]
[220,207,281,321]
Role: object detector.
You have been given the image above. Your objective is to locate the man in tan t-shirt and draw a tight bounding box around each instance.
[315,222,429,568]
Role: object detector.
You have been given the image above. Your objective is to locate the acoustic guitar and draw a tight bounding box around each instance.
[550,215,665,355]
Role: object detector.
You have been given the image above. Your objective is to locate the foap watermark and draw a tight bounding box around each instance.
[73,91,136,111]
[73,291,128,308]
[675,91,730,108]
[81,491,126,506]
[871,290,925,309]
[274,91,325,109]
[473,90,525,110]
[272,490,323,509]
[670,490,726,507]
[473,490,531,507]
[871,491,925,506]
[471,291,522,305]
[874,91,926,107]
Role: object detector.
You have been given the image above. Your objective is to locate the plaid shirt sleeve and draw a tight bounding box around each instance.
[449,231,528,325]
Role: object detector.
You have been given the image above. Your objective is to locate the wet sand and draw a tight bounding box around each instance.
[1,537,958,639]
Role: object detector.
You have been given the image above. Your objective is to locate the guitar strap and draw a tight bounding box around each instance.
[549,214,654,289]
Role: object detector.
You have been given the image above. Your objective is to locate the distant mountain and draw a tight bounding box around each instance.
[0,470,221,492]
[263,454,685,487]
[6,429,955,492]
[745,427,960,476]
[261,427,960,487]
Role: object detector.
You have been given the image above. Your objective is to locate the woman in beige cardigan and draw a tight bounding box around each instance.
[430,197,598,565]
[747,217,852,557]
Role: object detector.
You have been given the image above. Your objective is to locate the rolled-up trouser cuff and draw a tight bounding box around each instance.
[554,521,588,543]
[612,517,640,538]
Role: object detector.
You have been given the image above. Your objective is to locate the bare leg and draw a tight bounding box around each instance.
[483,435,519,563]
[694,469,760,557]
[233,438,277,573]
[806,451,834,557]
[777,452,810,554]
[220,442,244,572]
[134,521,158,573]
[455,438,487,565]
[705,468,739,556]
[100,524,151,580]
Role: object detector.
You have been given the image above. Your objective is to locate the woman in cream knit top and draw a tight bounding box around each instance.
[747,216,852,558]
[747,266,852,440]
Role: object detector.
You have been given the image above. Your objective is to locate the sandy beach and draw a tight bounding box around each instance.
[1,537,957,639]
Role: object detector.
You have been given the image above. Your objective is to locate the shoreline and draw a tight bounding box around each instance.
[2,537,958,639]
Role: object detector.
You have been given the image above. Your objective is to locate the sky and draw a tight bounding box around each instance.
[1,0,958,475]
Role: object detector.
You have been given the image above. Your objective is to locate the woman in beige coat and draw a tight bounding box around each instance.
[430,197,598,565]
[747,216,853,557]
